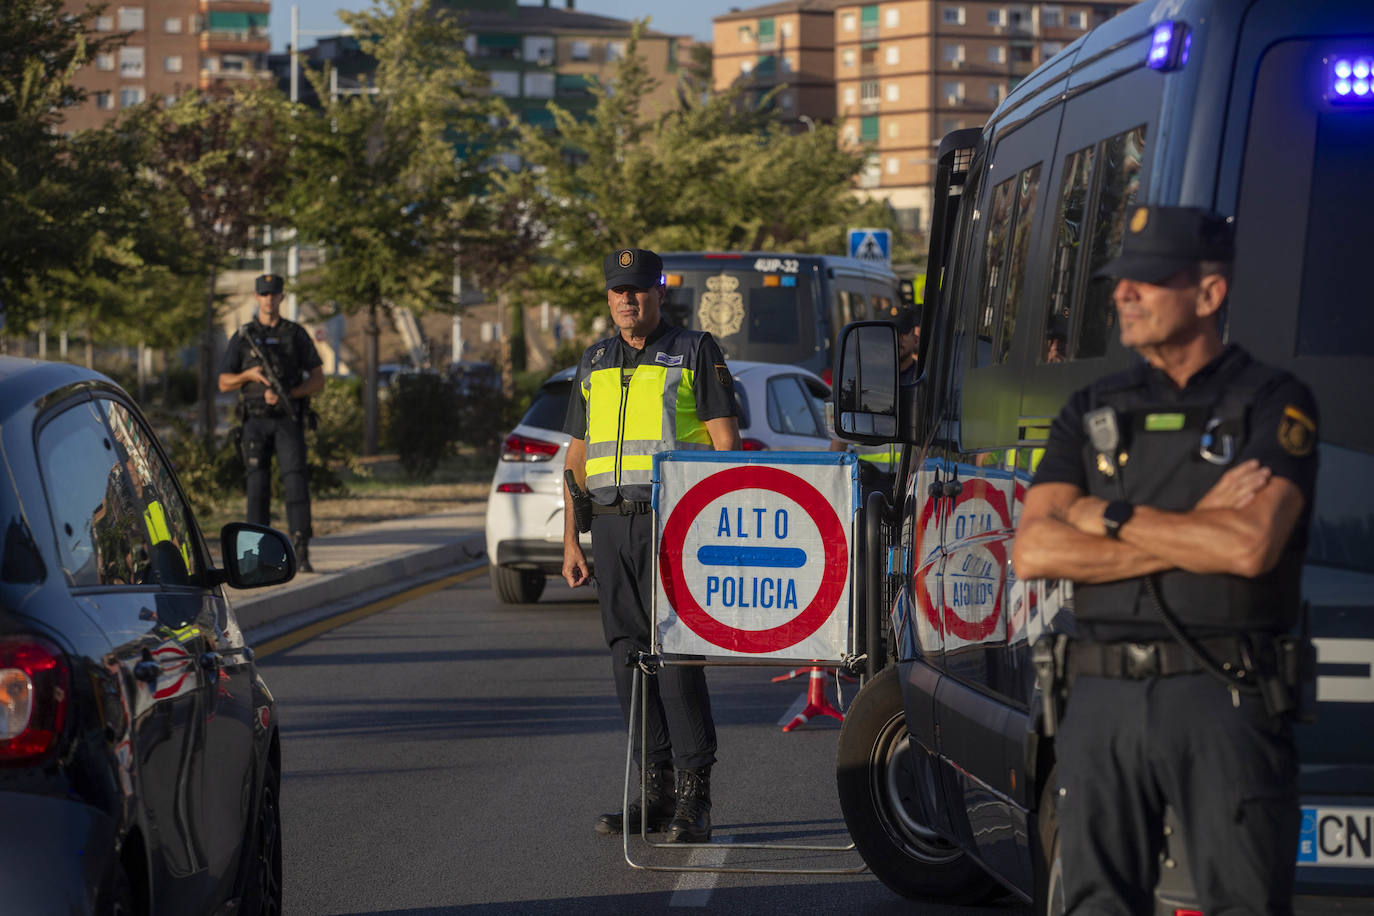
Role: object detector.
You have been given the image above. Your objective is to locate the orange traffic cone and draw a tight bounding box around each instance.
[772,666,845,732]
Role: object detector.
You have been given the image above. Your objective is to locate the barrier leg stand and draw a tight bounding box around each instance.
[621,657,867,876]
[780,667,846,733]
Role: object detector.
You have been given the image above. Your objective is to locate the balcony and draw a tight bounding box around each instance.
[202,28,270,54]
[201,0,268,12]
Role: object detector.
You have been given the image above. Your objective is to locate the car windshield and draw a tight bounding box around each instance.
[522,380,572,432]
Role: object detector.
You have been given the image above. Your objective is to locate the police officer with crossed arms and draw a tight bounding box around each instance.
[1013,207,1319,913]
[218,273,325,571]
[562,247,741,842]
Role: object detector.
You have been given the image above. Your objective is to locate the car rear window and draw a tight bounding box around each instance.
[522,381,572,432]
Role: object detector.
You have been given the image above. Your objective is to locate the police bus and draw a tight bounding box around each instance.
[829,0,1374,911]
[657,252,901,382]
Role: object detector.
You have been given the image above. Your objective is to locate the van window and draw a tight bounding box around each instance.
[1041,124,1147,363]
[976,163,1043,367]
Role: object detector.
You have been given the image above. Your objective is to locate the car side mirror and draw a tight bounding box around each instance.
[833,321,899,443]
[218,522,297,589]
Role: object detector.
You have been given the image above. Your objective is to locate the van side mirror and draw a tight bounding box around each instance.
[218,522,297,589]
[833,321,899,443]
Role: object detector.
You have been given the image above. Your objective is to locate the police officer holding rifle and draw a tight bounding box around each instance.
[218,273,325,571]
[562,247,741,842]
[1013,207,1318,914]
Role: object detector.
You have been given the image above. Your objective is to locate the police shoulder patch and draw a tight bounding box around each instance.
[1277,404,1316,457]
[715,364,732,389]
[1130,206,1149,233]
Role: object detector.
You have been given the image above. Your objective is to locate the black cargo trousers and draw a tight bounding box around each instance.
[591,510,716,771]
[1057,671,1300,915]
[241,411,311,542]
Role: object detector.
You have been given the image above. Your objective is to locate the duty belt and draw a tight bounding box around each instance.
[1066,637,1253,680]
[592,499,653,517]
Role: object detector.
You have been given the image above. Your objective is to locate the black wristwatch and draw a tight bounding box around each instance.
[1102,500,1134,540]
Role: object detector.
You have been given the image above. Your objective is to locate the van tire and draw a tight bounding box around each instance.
[836,665,1002,902]
[491,566,545,604]
[1037,767,1066,916]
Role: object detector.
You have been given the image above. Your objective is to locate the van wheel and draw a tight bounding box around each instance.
[490,566,545,604]
[836,665,1001,902]
[99,861,136,916]
[241,757,283,916]
[1038,767,1066,916]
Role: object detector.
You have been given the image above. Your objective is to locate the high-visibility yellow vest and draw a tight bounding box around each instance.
[853,443,901,472]
[579,328,713,504]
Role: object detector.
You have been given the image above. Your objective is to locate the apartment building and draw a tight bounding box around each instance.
[715,0,1133,235]
[62,0,272,131]
[712,0,841,125]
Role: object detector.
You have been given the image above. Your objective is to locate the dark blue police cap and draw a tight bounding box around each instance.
[255,274,284,296]
[603,248,663,291]
[1094,206,1234,284]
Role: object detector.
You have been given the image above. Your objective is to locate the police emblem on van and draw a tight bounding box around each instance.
[655,352,684,367]
[699,273,745,337]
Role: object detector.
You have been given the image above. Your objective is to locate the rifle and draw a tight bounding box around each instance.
[240,324,305,426]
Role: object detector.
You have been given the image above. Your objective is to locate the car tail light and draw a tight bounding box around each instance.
[497,482,533,494]
[501,433,559,462]
[741,438,768,451]
[821,367,833,386]
[1174,910,1204,916]
[0,638,69,764]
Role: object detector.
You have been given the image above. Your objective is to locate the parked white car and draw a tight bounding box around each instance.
[484,361,833,603]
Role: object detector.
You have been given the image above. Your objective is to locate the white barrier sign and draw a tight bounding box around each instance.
[653,453,857,661]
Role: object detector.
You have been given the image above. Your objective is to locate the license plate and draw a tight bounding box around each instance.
[1298,806,1374,866]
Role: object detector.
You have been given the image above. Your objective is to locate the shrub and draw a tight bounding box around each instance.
[309,375,366,493]
[161,417,242,516]
[385,370,460,479]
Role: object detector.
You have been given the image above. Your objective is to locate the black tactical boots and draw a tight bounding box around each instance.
[595,764,674,835]
[666,766,711,843]
[292,532,312,573]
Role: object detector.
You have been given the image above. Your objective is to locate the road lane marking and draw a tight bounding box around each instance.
[668,835,731,907]
[255,566,487,659]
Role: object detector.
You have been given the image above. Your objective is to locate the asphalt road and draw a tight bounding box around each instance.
[257,571,1030,915]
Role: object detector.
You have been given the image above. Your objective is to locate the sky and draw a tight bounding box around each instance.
[270,0,739,53]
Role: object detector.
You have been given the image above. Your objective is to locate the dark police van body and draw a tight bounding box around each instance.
[830,0,1374,911]
[657,252,900,380]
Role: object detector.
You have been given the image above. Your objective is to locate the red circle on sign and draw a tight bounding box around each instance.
[941,477,1011,643]
[658,465,848,654]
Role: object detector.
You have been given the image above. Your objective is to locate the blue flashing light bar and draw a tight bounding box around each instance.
[1147,20,1190,72]
[781,276,797,287]
[1330,55,1374,103]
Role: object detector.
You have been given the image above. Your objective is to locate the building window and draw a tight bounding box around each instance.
[843,85,856,106]
[887,120,899,138]
[860,43,878,68]
[164,93,176,104]
[489,71,520,97]
[607,41,626,60]
[860,154,881,188]
[781,90,794,109]
[117,6,144,30]
[943,80,964,103]
[119,47,144,77]
[95,90,114,110]
[739,25,753,43]
[860,4,878,37]
[842,48,855,67]
[886,45,899,65]
[1042,42,1063,59]
[570,40,590,60]
[988,45,1006,64]
[1068,10,1087,29]
[886,82,899,101]
[740,59,754,74]
[524,36,555,65]
[887,157,899,175]
[989,82,1004,102]
[1042,6,1063,28]
[757,17,775,47]
[844,125,858,143]
[885,8,899,27]
[781,21,793,39]
[96,52,115,71]
[860,115,879,143]
[525,71,554,97]
[782,54,796,72]
[164,55,182,73]
[95,15,113,31]
[942,6,965,26]
[842,13,856,31]
[119,87,145,107]
[987,8,1005,27]
[944,43,965,64]
[1012,44,1033,64]
[163,16,181,33]
[860,79,879,108]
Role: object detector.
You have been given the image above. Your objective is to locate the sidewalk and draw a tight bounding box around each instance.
[226,501,490,646]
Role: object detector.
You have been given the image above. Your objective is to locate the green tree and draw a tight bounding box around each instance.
[141,89,290,441]
[283,0,502,454]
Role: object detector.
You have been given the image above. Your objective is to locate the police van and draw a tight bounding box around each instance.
[657,252,900,382]
[829,0,1374,911]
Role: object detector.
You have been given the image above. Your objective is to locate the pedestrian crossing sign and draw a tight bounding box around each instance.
[848,229,891,265]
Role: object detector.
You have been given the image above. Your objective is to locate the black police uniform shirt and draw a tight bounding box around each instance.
[219,318,323,412]
[1031,344,1319,642]
[562,321,737,443]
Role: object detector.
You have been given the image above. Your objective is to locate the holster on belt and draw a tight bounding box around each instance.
[1032,634,1069,737]
[564,470,593,534]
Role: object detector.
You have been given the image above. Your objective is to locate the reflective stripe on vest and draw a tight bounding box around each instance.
[581,349,712,503]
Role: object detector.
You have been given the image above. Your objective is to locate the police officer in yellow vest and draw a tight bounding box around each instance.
[562,247,741,842]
